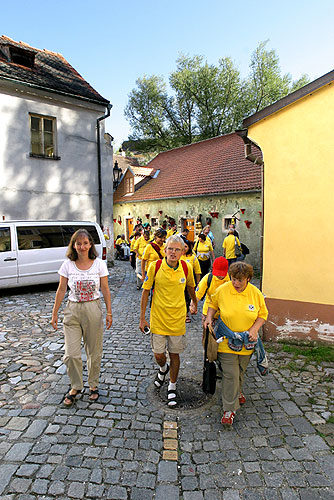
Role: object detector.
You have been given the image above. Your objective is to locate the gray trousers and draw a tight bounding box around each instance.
[63,300,103,390]
[217,352,252,411]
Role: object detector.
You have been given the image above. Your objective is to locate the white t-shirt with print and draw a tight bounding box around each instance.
[58,258,108,302]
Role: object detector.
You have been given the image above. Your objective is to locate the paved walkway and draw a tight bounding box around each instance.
[0,260,333,500]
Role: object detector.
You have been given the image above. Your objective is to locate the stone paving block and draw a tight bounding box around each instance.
[223,491,241,500]
[303,434,330,451]
[281,488,301,500]
[6,417,30,431]
[183,492,205,500]
[68,481,85,498]
[86,484,105,498]
[155,484,180,500]
[0,464,19,495]
[158,460,178,482]
[5,442,33,461]
[130,487,154,500]
[181,476,198,490]
[9,478,32,493]
[31,479,48,495]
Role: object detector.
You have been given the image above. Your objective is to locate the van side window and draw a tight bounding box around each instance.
[0,227,11,252]
[62,226,100,246]
[17,226,64,250]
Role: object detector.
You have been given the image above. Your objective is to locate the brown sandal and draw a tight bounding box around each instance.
[63,389,81,407]
[89,388,99,401]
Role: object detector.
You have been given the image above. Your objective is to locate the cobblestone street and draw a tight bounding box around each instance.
[0,260,333,500]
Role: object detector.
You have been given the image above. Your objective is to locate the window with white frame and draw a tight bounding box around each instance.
[125,176,134,194]
[30,114,59,159]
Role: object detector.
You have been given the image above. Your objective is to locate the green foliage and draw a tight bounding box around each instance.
[124,41,311,153]
[282,345,334,363]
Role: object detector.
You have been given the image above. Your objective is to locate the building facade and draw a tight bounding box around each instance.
[243,70,334,343]
[0,36,113,230]
[114,133,263,270]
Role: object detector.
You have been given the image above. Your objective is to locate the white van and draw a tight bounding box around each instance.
[0,221,106,289]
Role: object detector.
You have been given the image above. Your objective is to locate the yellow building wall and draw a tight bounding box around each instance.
[248,83,334,306]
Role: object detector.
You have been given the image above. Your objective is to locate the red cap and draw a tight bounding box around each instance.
[212,257,228,277]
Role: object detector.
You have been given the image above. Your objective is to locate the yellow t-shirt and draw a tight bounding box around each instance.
[194,238,213,261]
[209,281,268,355]
[133,235,150,258]
[166,229,178,238]
[143,258,195,336]
[180,253,201,277]
[196,273,230,315]
[222,234,240,259]
[116,237,128,245]
[142,242,166,270]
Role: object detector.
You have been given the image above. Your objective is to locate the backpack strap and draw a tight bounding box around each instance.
[154,259,162,276]
[194,240,199,255]
[180,259,189,279]
[204,272,213,298]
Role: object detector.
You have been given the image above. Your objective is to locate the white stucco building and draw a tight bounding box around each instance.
[0,36,113,231]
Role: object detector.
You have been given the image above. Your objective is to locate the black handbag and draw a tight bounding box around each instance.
[202,326,216,394]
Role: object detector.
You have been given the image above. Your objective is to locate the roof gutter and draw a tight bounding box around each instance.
[114,188,261,204]
[236,129,264,290]
[0,75,110,106]
[97,103,112,225]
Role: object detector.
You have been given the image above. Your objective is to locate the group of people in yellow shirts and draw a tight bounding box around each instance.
[133,223,268,426]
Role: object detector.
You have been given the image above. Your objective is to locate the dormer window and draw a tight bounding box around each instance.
[9,47,35,69]
[125,177,134,194]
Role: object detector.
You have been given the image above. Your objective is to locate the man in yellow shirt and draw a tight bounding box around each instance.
[222,227,241,267]
[139,235,197,407]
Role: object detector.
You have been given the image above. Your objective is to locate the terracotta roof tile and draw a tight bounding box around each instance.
[0,35,109,105]
[114,133,262,203]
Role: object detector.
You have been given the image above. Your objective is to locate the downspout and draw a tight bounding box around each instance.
[236,129,265,290]
[97,103,112,225]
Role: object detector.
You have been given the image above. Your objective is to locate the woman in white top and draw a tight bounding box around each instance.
[51,229,112,407]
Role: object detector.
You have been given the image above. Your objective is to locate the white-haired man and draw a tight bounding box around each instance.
[139,235,197,407]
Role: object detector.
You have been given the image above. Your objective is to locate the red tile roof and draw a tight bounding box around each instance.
[0,36,109,105]
[114,133,262,203]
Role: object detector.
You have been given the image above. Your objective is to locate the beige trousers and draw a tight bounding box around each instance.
[217,352,252,411]
[63,300,103,390]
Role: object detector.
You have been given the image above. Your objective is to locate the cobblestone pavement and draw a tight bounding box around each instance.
[0,260,333,500]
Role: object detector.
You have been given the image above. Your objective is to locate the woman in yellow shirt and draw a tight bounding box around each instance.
[192,256,229,323]
[194,232,215,276]
[204,262,268,427]
[141,228,167,280]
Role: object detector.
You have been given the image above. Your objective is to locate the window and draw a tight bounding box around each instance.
[17,226,63,250]
[10,47,35,69]
[62,226,100,246]
[30,114,60,159]
[151,217,159,228]
[0,227,11,252]
[125,177,134,194]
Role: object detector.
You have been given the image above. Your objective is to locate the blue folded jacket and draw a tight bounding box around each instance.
[214,319,269,375]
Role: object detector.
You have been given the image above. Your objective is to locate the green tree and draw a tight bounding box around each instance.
[242,40,310,116]
[124,75,172,151]
[124,42,310,153]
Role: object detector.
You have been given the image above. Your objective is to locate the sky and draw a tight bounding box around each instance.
[2,0,334,148]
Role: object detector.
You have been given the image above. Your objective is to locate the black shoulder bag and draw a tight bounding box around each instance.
[202,326,216,395]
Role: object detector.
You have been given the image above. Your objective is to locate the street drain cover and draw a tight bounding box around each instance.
[157,377,212,409]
